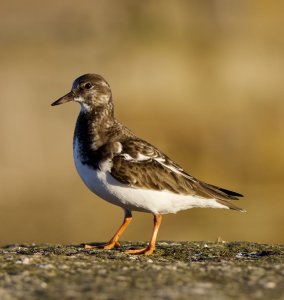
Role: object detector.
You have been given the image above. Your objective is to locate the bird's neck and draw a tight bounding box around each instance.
[74,103,119,151]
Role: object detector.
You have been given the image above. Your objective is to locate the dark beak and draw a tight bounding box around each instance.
[51,91,75,106]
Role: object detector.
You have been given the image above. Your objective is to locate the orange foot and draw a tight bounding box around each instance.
[84,241,120,250]
[125,247,155,255]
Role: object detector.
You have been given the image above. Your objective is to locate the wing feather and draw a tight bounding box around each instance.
[110,139,243,205]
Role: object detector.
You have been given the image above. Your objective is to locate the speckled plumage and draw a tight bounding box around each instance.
[52,73,244,254]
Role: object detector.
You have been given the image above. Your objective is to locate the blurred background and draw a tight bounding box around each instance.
[0,0,283,246]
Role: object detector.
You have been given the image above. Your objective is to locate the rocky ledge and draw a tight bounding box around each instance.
[0,241,283,300]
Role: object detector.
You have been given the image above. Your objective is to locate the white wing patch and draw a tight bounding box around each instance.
[118,151,193,180]
[120,153,134,160]
[136,153,151,161]
[156,159,193,180]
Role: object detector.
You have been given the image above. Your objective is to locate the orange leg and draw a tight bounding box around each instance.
[85,210,132,250]
[125,214,162,255]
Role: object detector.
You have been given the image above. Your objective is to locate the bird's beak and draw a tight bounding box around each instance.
[51,91,75,106]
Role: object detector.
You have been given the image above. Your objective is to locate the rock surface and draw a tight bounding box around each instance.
[0,241,283,300]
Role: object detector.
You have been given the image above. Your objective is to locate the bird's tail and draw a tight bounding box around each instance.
[199,182,246,212]
[216,199,246,212]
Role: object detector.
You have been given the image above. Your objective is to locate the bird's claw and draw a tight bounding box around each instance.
[84,241,120,250]
[125,246,154,255]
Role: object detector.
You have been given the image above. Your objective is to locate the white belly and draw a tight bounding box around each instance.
[73,140,228,214]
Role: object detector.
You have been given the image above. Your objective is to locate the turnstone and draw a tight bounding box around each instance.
[51,74,244,255]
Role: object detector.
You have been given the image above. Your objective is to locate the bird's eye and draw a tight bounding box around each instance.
[84,83,93,89]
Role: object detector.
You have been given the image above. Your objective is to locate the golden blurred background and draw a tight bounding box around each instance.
[0,0,283,245]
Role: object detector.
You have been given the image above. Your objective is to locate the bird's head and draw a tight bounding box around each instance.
[51,74,112,113]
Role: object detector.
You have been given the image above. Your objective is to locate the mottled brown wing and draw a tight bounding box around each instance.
[110,139,243,203]
[111,154,198,195]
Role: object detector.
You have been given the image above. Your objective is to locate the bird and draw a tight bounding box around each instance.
[51,73,245,255]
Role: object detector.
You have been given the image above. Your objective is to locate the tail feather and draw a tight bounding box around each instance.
[198,182,245,212]
[213,185,243,200]
[200,182,243,201]
[216,199,246,212]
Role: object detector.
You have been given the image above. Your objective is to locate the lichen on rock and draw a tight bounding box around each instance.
[0,241,283,299]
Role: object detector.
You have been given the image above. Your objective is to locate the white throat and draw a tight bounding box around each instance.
[74,95,91,113]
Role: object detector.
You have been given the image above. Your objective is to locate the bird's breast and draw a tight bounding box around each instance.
[73,137,111,196]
